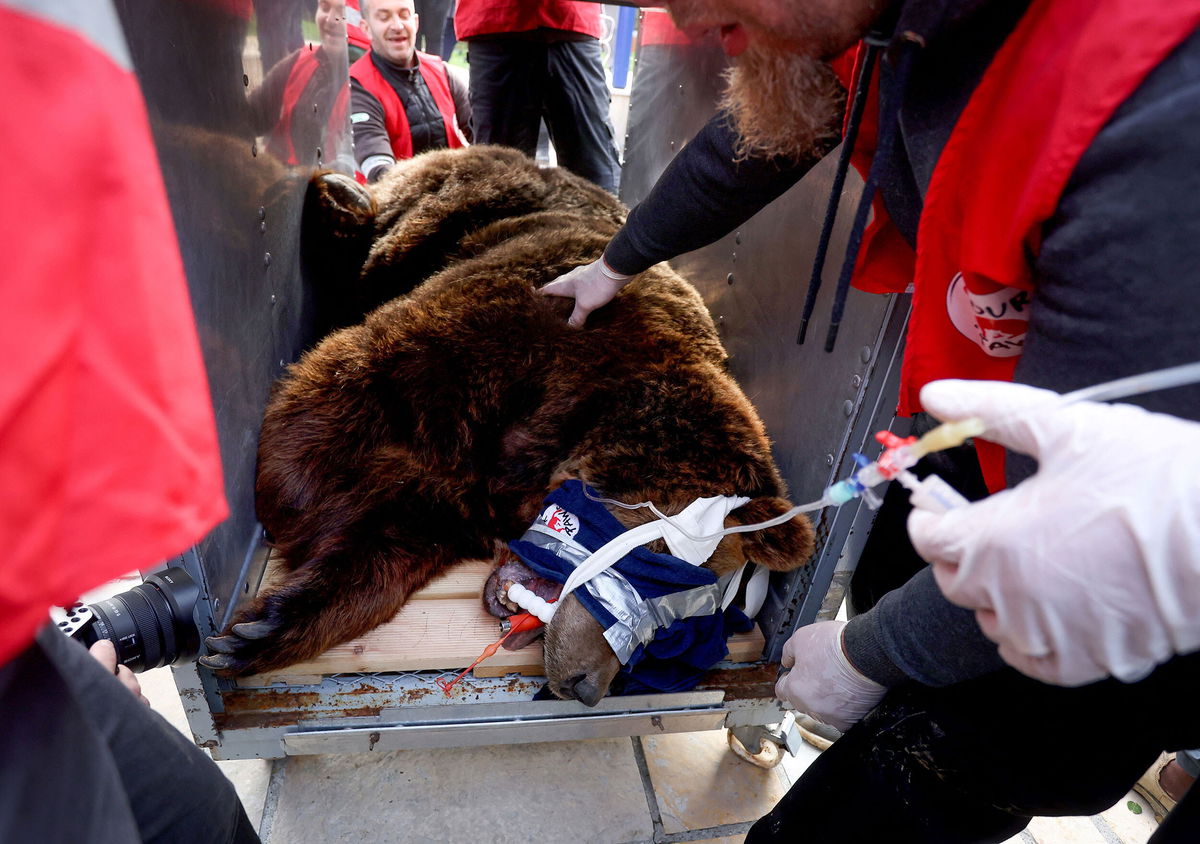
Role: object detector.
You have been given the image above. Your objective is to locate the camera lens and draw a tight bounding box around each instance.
[86,567,201,673]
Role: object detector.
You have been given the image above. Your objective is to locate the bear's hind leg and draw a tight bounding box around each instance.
[200,541,455,676]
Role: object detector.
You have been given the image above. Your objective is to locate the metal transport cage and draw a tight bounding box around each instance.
[97,3,909,760]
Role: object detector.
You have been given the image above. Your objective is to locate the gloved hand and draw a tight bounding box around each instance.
[908,379,1200,687]
[775,620,886,732]
[539,258,632,327]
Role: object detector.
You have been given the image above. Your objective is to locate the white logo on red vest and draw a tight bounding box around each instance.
[540,504,579,539]
[946,272,1031,358]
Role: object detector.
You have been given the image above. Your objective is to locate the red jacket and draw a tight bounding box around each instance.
[1,6,226,665]
[841,0,1200,490]
[349,51,464,160]
[454,0,601,41]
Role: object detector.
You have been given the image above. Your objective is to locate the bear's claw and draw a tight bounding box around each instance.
[198,613,289,675]
[197,652,237,671]
[231,620,279,639]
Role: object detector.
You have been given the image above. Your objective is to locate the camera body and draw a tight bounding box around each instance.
[53,567,202,673]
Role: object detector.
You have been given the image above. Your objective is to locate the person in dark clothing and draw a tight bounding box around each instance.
[454,0,621,193]
[542,0,1200,839]
[253,0,308,72]
[413,0,449,57]
[350,0,470,182]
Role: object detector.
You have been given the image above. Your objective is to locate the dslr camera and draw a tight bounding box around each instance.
[53,567,202,673]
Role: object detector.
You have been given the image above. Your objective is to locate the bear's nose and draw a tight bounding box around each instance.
[563,673,604,707]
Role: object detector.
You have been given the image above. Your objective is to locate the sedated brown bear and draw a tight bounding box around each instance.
[201,146,815,704]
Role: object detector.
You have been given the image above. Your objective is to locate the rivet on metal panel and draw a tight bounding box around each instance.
[678,83,684,94]
[825,453,835,466]
[670,140,676,150]
[263,252,272,268]
[851,374,863,388]
[735,232,742,245]
[270,294,276,304]
[251,142,257,158]
[279,360,285,367]
[860,346,872,364]
[258,207,266,221]
[213,598,221,612]
[731,251,737,263]
[260,221,267,234]
[726,273,734,286]
[316,147,323,163]
[242,74,249,88]
[842,400,854,417]
[313,103,319,113]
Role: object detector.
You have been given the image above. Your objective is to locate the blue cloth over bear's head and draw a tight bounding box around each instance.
[508,481,752,695]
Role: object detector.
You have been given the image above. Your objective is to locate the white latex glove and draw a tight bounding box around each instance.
[539,258,632,327]
[908,379,1200,687]
[775,620,886,732]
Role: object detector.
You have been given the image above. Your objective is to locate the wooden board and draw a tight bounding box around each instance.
[239,561,765,687]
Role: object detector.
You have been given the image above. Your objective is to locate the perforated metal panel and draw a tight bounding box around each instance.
[111,0,353,631]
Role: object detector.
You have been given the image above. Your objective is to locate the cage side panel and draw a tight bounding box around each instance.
[111,3,352,626]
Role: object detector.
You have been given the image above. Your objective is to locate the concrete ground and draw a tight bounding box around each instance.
[88,573,1165,844]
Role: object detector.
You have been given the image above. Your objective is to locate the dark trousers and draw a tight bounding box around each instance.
[414,0,452,58]
[0,626,258,844]
[748,652,1200,842]
[467,37,622,193]
[253,0,307,77]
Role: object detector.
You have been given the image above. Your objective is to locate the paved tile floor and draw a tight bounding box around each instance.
[92,574,1163,843]
[143,665,1162,844]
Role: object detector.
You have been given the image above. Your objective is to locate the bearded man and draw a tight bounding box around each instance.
[544,0,1200,840]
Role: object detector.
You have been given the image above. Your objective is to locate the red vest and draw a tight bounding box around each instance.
[273,47,349,166]
[842,0,1200,491]
[453,0,601,41]
[350,50,464,160]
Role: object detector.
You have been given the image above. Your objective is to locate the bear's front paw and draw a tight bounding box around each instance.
[198,614,287,676]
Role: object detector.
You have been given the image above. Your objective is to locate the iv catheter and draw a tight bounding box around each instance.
[823,359,1200,516]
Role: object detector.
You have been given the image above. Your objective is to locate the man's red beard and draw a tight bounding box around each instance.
[719,44,844,161]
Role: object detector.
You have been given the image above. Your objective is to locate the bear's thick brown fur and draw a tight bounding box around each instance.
[201,146,814,684]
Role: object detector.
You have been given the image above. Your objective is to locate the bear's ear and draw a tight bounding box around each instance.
[305,171,377,235]
[302,172,380,332]
[719,496,816,574]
